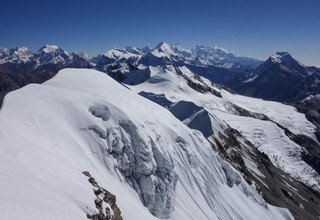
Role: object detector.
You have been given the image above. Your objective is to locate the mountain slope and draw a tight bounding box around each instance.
[0,68,293,220]
[128,65,320,219]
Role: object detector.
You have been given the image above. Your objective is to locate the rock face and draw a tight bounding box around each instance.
[83,171,123,220]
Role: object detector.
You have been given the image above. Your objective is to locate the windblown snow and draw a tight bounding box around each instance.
[0,68,292,220]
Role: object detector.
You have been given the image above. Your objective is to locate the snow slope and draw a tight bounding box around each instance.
[0,68,292,220]
[128,65,320,191]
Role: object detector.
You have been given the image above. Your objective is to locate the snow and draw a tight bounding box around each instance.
[302,94,320,102]
[151,42,177,58]
[222,91,318,140]
[214,111,320,191]
[0,68,292,220]
[104,48,141,61]
[128,65,319,192]
[35,45,72,66]
[270,52,289,63]
[189,45,261,68]
[213,46,236,56]
[41,45,61,53]
[243,74,258,83]
[0,47,34,64]
[75,52,92,61]
[270,52,307,69]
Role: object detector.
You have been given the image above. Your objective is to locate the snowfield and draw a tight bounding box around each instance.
[0,68,293,220]
[128,65,320,191]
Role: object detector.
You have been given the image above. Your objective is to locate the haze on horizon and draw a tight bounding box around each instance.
[1,0,319,66]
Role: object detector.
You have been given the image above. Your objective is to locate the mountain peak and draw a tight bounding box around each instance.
[270,52,295,63]
[74,51,92,61]
[153,42,176,56]
[213,46,235,55]
[38,44,63,53]
[124,46,142,55]
[155,41,170,49]
[4,47,34,64]
[9,46,31,54]
[0,47,9,59]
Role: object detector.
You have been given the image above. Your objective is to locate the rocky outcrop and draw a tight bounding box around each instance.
[83,171,122,220]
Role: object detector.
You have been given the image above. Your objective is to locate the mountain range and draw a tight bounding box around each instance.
[0,42,320,219]
[2,42,318,104]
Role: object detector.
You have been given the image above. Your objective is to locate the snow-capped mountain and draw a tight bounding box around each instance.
[0,68,295,220]
[0,48,9,59]
[228,52,320,103]
[34,45,93,71]
[0,47,37,75]
[0,45,93,106]
[35,45,72,66]
[0,45,93,74]
[3,47,34,64]
[92,42,261,71]
[190,45,262,69]
[225,52,320,144]
[90,42,261,85]
[75,51,93,61]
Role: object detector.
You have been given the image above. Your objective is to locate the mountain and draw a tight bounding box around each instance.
[226,52,320,153]
[91,42,261,85]
[227,52,320,103]
[0,68,295,220]
[0,45,93,74]
[0,45,93,106]
[190,45,262,69]
[34,45,93,72]
[74,51,93,61]
[0,47,36,74]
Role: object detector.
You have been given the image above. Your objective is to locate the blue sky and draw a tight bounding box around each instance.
[1,0,319,65]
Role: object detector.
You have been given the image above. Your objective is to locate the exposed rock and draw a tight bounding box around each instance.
[83,171,123,220]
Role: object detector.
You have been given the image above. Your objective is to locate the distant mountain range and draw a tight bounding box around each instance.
[1,42,319,106]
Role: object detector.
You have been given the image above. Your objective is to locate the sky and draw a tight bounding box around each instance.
[1,0,319,66]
